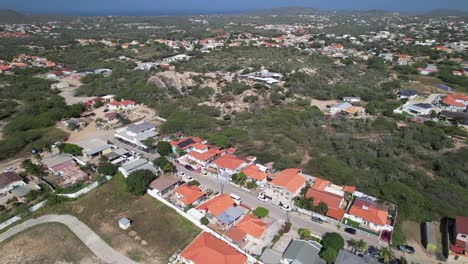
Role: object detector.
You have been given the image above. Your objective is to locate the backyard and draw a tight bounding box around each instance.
[0,223,103,264]
[37,174,200,263]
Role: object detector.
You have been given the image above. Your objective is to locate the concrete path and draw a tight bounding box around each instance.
[0,214,136,264]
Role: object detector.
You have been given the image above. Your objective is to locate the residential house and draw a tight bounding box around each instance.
[329,102,362,116]
[439,110,468,129]
[209,154,249,181]
[174,184,205,208]
[418,64,438,75]
[282,239,326,264]
[118,158,159,178]
[397,89,418,100]
[305,178,349,220]
[342,97,361,103]
[334,250,380,264]
[114,121,157,149]
[108,99,136,111]
[226,214,268,245]
[83,97,104,109]
[82,139,113,158]
[270,169,307,199]
[397,54,412,65]
[196,194,243,226]
[148,174,180,197]
[178,232,247,264]
[105,148,130,165]
[346,197,392,232]
[170,137,203,154]
[441,94,468,112]
[240,164,268,187]
[450,216,468,255]
[394,102,434,116]
[178,143,221,170]
[0,172,26,195]
[43,154,89,187]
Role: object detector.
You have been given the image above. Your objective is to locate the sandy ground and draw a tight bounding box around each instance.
[0,223,103,264]
[310,98,340,111]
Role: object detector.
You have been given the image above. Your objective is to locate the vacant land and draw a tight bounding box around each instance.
[41,175,200,263]
[0,223,103,264]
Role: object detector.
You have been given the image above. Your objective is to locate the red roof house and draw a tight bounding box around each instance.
[270,168,306,195]
[226,214,268,243]
[349,198,388,228]
[175,184,205,206]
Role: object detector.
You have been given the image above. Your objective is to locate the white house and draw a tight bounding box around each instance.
[118,158,159,178]
[394,102,433,116]
[114,121,157,149]
[108,100,136,111]
[0,172,26,195]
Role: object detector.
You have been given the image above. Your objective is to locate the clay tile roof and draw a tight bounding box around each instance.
[305,188,343,209]
[188,149,220,162]
[196,194,235,217]
[326,208,346,220]
[231,214,267,239]
[192,143,209,151]
[456,216,468,235]
[270,168,306,193]
[175,184,205,205]
[443,94,468,107]
[241,165,268,181]
[349,199,388,226]
[181,232,247,264]
[213,155,246,170]
[343,186,356,194]
[311,178,330,191]
[225,226,246,243]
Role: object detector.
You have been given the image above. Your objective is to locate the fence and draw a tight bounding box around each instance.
[57,181,99,198]
[146,189,261,264]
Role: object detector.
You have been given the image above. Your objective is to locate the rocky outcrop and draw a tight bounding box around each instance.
[147,71,196,92]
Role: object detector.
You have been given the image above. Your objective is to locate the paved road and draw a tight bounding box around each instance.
[175,165,381,245]
[0,214,136,264]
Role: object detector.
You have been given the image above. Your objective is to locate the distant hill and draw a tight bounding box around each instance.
[0,9,27,23]
[244,6,319,16]
[425,8,468,17]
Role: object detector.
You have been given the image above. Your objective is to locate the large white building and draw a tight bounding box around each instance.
[114,121,157,149]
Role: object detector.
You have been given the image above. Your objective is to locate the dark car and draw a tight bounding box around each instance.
[397,245,415,254]
[366,246,378,257]
[344,227,357,235]
[311,216,324,224]
[184,164,194,171]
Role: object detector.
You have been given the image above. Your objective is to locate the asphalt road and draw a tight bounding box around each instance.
[0,214,136,264]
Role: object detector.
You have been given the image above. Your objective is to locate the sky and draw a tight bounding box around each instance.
[1,0,468,15]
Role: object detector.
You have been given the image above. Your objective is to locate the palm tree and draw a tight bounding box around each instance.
[378,247,393,264]
[348,239,357,253]
[355,239,367,253]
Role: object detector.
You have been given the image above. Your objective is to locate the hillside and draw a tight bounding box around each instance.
[245,6,319,16]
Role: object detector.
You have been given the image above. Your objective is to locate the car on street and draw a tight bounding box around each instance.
[344,227,357,235]
[184,164,194,171]
[279,202,291,211]
[258,184,266,190]
[257,193,267,202]
[311,216,324,224]
[230,193,242,204]
[366,246,378,257]
[4,167,16,172]
[179,172,185,177]
[184,175,193,182]
[397,245,415,254]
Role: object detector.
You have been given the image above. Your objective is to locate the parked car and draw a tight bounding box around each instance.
[4,167,16,172]
[279,202,291,211]
[397,245,415,254]
[258,184,266,190]
[366,246,378,257]
[183,175,193,182]
[311,216,324,224]
[230,193,242,204]
[184,164,194,171]
[179,172,185,177]
[344,227,357,235]
[257,193,267,202]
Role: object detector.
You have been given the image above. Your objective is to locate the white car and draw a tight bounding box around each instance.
[257,194,267,202]
[280,203,292,211]
[184,175,193,182]
[179,172,186,177]
[258,184,266,190]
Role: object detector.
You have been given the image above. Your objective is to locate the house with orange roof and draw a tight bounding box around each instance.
[345,197,392,232]
[174,184,205,208]
[270,168,307,199]
[441,94,468,112]
[196,194,243,226]
[178,232,247,264]
[108,99,136,111]
[226,214,269,245]
[178,143,221,170]
[170,137,203,154]
[240,164,268,187]
[209,154,249,181]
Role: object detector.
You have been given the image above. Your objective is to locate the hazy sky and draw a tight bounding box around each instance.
[1,0,467,15]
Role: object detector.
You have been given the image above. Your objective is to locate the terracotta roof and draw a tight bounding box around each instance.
[226,214,266,242]
[349,199,388,226]
[241,165,268,181]
[305,188,343,209]
[192,143,209,151]
[180,232,247,264]
[170,137,202,150]
[343,186,356,194]
[326,208,346,220]
[225,226,246,243]
[270,168,306,193]
[311,178,330,191]
[175,184,205,205]
[456,216,468,235]
[443,94,468,108]
[196,194,235,217]
[109,99,135,106]
[187,148,220,162]
[213,155,246,170]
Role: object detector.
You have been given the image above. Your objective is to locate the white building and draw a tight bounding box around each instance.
[114,121,157,149]
[118,158,159,178]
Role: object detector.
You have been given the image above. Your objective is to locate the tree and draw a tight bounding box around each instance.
[298,228,313,240]
[153,157,174,173]
[157,141,172,156]
[187,180,200,186]
[315,201,328,215]
[378,247,393,264]
[253,207,269,218]
[320,247,338,264]
[353,239,367,253]
[59,143,82,156]
[200,216,209,225]
[21,159,44,176]
[97,162,118,176]
[125,169,156,196]
[322,233,344,251]
[142,138,156,150]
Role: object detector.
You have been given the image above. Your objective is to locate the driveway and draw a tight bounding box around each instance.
[0,214,136,264]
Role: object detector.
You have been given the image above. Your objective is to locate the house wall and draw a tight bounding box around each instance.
[344,213,393,232]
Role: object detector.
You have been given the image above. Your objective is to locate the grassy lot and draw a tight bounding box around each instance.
[37,174,200,263]
[0,223,103,264]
